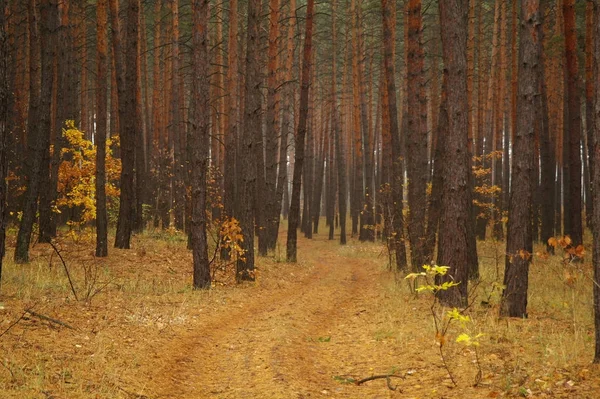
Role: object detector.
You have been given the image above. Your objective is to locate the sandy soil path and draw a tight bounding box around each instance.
[146,237,398,399]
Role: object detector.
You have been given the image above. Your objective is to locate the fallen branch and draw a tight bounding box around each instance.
[356,374,404,391]
[25,309,76,330]
[0,310,27,339]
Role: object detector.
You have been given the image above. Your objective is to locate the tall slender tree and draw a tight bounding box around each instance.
[190,0,210,289]
[95,0,109,257]
[237,0,262,278]
[15,0,56,263]
[382,0,407,270]
[0,0,8,286]
[287,0,315,263]
[436,0,471,307]
[406,0,428,268]
[112,0,139,249]
[563,0,583,247]
[501,0,541,318]
[592,0,600,363]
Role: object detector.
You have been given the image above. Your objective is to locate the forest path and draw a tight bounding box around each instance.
[146,235,408,399]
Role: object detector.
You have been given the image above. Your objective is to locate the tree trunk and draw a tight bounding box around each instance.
[382,0,407,270]
[262,0,280,255]
[15,0,55,263]
[436,0,471,307]
[563,0,583,247]
[286,0,315,263]
[585,1,595,229]
[190,0,211,289]
[406,0,428,269]
[332,0,347,245]
[223,0,238,234]
[501,0,541,318]
[0,0,9,285]
[237,0,262,279]
[539,0,555,253]
[170,0,185,232]
[112,0,137,249]
[591,0,600,363]
[95,0,108,257]
[270,0,296,249]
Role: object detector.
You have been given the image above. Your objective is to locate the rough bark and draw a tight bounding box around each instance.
[539,0,555,252]
[262,0,280,255]
[270,0,296,249]
[333,0,347,245]
[501,0,541,318]
[585,1,595,228]
[0,0,8,285]
[95,0,108,257]
[15,0,55,263]
[382,0,407,270]
[406,0,429,269]
[563,0,583,246]
[223,0,238,228]
[592,0,600,363]
[112,0,137,249]
[190,0,211,289]
[237,0,262,278]
[286,0,315,263]
[436,0,471,307]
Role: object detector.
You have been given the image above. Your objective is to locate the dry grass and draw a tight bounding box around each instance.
[0,224,599,398]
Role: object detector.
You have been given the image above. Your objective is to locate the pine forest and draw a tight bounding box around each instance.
[1,0,600,397]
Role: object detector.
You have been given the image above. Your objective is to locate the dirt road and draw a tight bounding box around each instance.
[146,237,403,398]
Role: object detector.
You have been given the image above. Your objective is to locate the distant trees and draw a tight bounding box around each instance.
[0,0,598,310]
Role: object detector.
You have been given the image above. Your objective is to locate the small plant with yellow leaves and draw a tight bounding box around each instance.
[406,265,484,387]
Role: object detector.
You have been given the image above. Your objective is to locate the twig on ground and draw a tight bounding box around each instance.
[0,310,28,339]
[355,374,403,391]
[25,309,76,330]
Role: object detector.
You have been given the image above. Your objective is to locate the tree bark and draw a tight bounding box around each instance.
[591,0,600,363]
[237,0,262,278]
[563,0,583,247]
[382,0,407,270]
[406,0,428,269]
[0,0,8,285]
[262,0,281,255]
[112,0,138,249]
[501,0,541,318]
[286,0,315,263]
[95,0,108,257]
[585,1,596,229]
[15,0,55,263]
[190,0,211,289]
[436,0,471,307]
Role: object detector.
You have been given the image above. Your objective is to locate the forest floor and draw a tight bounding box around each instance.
[1,224,600,398]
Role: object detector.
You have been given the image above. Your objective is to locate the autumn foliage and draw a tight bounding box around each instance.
[56,121,121,225]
